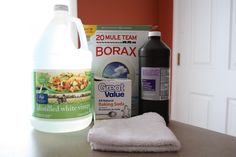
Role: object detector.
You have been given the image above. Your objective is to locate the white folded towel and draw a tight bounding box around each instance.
[88,112,181,152]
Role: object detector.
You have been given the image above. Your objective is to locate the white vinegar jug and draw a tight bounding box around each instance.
[32,4,93,133]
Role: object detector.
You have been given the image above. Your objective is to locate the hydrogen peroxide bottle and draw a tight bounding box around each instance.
[139,31,170,124]
[32,4,93,133]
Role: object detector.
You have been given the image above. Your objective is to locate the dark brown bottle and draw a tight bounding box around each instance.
[139,31,170,124]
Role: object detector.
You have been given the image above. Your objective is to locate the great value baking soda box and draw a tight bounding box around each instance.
[84,25,150,116]
[94,77,131,119]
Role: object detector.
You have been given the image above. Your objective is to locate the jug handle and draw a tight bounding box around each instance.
[70,17,88,50]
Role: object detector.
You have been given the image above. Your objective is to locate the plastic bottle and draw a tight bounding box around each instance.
[139,31,170,124]
[32,4,93,133]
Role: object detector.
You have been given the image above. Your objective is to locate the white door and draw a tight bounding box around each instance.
[172,0,236,136]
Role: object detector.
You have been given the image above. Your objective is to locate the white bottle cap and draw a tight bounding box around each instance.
[148,31,161,37]
[54,4,69,11]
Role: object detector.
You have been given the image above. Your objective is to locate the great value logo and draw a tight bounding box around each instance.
[98,83,125,97]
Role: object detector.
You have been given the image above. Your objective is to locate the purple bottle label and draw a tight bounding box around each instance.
[141,67,169,101]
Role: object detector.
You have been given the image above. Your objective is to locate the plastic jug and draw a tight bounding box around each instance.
[32,4,93,133]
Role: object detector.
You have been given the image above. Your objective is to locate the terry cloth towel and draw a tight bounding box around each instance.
[88,112,181,152]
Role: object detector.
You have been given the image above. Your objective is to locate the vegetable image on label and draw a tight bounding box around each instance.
[102,62,129,78]
[33,70,92,119]
[48,72,89,93]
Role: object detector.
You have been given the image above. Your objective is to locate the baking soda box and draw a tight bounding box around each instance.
[94,77,131,119]
[84,25,151,116]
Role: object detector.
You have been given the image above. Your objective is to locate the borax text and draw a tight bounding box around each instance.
[96,34,137,57]
[96,47,136,57]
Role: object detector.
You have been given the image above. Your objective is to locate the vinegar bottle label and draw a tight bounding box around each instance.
[33,70,92,119]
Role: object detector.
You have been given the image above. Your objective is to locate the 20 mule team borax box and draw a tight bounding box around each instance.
[84,25,151,117]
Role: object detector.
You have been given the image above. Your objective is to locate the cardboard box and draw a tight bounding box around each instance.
[94,77,131,119]
[84,25,150,116]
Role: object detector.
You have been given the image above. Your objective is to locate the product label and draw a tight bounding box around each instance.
[33,70,92,119]
[141,67,169,100]
[94,78,132,119]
